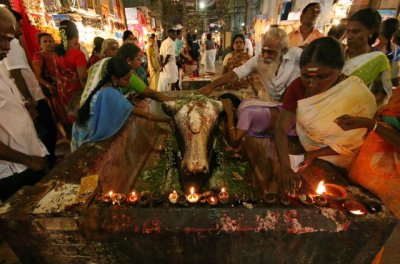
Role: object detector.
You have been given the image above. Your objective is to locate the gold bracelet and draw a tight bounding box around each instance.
[371,121,378,132]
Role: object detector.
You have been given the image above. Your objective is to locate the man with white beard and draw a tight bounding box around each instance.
[200,28,302,102]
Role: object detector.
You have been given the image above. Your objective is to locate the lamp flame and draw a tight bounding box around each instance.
[221,187,226,193]
[316,181,326,195]
[132,191,135,196]
[109,191,113,197]
[190,187,195,194]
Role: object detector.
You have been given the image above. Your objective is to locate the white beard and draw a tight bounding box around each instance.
[255,59,279,82]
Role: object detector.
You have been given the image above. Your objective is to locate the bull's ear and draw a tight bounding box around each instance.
[162,101,177,116]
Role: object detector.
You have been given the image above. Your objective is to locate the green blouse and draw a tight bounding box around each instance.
[122,73,147,95]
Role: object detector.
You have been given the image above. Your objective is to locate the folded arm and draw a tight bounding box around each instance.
[0,141,45,171]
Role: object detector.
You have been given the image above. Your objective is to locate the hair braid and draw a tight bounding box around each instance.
[77,73,111,125]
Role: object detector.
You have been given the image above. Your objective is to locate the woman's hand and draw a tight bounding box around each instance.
[335,115,375,131]
[221,98,233,113]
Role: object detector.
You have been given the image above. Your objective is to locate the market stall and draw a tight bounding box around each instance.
[11,0,126,59]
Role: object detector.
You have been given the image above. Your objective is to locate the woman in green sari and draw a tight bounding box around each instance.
[342,8,392,106]
[80,43,171,107]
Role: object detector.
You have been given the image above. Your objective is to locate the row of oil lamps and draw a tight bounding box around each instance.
[98,187,229,206]
[97,182,371,216]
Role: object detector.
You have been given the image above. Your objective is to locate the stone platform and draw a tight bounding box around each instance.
[0,99,397,263]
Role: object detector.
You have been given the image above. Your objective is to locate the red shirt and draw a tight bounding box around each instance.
[32,51,59,84]
[282,77,307,113]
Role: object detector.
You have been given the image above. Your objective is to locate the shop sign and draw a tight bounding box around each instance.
[52,14,70,27]
[288,11,301,21]
[125,7,139,24]
[378,9,397,19]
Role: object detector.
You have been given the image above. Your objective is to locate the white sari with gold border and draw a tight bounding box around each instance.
[296,76,377,169]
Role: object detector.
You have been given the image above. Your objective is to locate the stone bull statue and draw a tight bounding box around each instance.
[163,94,223,189]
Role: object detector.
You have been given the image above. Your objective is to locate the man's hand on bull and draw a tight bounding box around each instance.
[198,85,213,95]
[298,151,317,173]
[278,165,302,195]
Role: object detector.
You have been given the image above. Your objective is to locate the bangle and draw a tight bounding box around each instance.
[228,126,235,130]
[371,121,378,132]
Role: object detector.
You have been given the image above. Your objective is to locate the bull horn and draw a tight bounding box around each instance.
[162,101,177,116]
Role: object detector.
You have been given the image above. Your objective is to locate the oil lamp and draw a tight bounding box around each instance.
[99,191,113,203]
[127,191,139,204]
[264,193,277,204]
[218,187,229,204]
[280,194,290,205]
[207,195,218,206]
[112,193,126,205]
[314,195,328,206]
[169,190,178,204]
[187,187,199,203]
[298,194,314,205]
[343,200,367,216]
[199,195,207,204]
[316,181,347,201]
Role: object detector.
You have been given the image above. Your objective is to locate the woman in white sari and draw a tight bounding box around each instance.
[275,37,377,194]
[343,8,392,106]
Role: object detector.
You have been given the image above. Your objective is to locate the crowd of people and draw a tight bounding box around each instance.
[0,7,175,202]
[200,3,400,230]
[0,3,400,243]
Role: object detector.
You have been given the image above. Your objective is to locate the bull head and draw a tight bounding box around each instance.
[162,96,223,176]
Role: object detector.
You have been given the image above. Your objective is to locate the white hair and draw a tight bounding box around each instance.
[101,38,118,57]
[262,28,289,50]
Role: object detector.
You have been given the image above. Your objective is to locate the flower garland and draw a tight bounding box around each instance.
[59,28,68,51]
